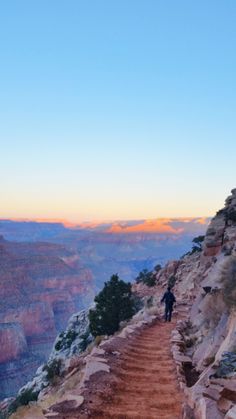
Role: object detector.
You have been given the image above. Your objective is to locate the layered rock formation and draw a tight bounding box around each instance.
[0,237,94,400]
[0,217,209,403]
[3,193,236,417]
[0,217,210,287]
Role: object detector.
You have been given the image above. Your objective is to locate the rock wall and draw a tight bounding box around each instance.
[134,188,236,418]
[157,188,236,418]
[0,323,27,363]
[0,237,95,400]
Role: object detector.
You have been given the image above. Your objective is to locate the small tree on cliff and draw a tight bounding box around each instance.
[136,269,156,287]
[184,235,205,256]
[89,274,135,337]
[192,235,205,251]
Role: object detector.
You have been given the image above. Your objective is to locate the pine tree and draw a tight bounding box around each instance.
[89,274,135,336]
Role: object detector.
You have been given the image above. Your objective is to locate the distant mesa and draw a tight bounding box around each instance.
[105,218,210,234]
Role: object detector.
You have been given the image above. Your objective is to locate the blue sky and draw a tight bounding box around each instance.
[0,1,235,221]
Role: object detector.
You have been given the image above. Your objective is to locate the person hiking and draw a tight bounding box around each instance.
[161,286,176,322]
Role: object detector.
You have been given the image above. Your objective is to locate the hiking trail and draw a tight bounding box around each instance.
[85,319,183,418]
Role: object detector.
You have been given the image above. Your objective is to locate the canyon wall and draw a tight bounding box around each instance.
[0,237,94,400]
[150,188,236,418]
[0,217,209,401]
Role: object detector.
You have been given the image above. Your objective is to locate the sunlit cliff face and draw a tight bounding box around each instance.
[105,218,210,234]
[106,219,183,234]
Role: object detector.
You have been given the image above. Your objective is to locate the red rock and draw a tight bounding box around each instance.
[217,397,234,414]
[0,323,27,363]
[0,237,94,400]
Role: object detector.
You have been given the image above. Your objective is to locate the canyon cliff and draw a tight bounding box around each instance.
[137,187,236,418]
[0,237,94,400]
[0,217,208,402]
[4,188,236,419]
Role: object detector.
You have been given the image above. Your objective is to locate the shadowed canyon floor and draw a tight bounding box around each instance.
[80,320,183,419]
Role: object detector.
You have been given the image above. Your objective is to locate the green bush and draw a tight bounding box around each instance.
[220,256,236,309]
[43,358,62,383]
[65,330,77,345]
[136,269,156,287]
[89,274,135,337]
[8,388,39,414]
[189,235,205,254]
[55,338,63,351]
[181,235,205,258]
[54,329,78,351]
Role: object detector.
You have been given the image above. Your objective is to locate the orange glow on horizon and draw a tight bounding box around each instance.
[0,216,210,233]
[195,217,209,225]
[106,219,184,234]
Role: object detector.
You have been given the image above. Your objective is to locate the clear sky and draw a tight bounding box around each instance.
[0,1,235,221]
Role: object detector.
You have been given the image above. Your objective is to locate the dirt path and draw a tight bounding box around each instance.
[87,320,183,418]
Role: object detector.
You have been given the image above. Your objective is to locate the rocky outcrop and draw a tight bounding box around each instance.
[133,188,236,418]
[155,188,236,418]
[203,188,236,257]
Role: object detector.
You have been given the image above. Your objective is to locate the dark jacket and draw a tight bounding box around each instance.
[161,290,176,308]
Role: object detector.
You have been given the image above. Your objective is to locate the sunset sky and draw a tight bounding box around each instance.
[1,1,236,221]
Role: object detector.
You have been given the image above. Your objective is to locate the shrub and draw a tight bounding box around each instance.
[55,339,63,351]
[189,235,205,255]
[168,275,176,288]
[43,359,62,383]
[136,269,156,287]
[154,264,162,273]
[65,330,77,345]
[8,388,39,414]
[190,245,202,254]
[192,235,205,247]
[54,329,78,351]
[89,274,135,337]
[182,235,205,258]
[220,256,236,309]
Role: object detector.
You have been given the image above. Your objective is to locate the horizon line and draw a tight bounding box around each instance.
[0,215,212,226]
